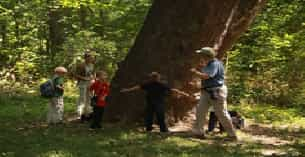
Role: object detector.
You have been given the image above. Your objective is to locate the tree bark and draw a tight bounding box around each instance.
[46,2,65,61]
[13,12,20,49]
[1,23,6,47]
[106,0,267,123]
[79,4,88,29]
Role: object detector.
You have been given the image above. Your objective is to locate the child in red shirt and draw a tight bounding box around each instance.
[89,71,110,129]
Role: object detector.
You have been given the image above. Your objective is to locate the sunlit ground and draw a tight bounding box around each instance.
[0,82,304,157]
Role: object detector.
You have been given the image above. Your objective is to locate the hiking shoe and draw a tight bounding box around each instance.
[80,115,86,123]
[146,127,153,132]
[160,128,169,133]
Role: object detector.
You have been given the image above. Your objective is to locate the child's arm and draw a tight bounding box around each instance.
[170,88,198,102]
[188,80,201,90]
[101,83,110,99]
[190,68,209,80]
[75,74,91,81]
[120,85,141,93]
[170,88,191,97]
[56,84,64,90]
[89,81,96,96]
[74,64,92,81]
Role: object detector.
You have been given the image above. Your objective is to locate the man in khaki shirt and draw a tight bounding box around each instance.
[74,52,95,121]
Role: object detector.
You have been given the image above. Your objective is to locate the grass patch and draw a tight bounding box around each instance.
[231,103,305,127]
[0,85,305,157]
[0,124,269,157]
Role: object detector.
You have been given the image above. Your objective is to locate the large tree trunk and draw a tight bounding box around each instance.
[106,0,266,123]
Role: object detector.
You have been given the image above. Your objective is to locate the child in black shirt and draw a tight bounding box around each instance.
[120,72,190,132]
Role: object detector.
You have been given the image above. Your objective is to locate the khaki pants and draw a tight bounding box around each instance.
[77,81,92,117]
[47,96,64,124]
[193,85,236,137]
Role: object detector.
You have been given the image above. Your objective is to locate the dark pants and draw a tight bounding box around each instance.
[208,112,224,132]
[208,111,240,132]
[145,102,168,132]
[90,106,104,129]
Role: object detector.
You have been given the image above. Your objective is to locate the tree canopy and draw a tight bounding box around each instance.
[0,0,304,108]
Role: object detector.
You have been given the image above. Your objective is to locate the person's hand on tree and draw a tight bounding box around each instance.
[85,77,92,81]
[189,95,198,103]
[120,88,129,93]
[90,79,95,84]
[172,89,191,98]
[190,68,198,73]
[179,91,191,98]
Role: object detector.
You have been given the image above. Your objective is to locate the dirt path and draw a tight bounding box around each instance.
[169,112,303,157]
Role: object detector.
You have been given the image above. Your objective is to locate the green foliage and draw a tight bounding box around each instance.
[227,0,305,107]
[1,0,304,108]
[59,30,118,77]
[231,103,305,125]
[0,0,151,80]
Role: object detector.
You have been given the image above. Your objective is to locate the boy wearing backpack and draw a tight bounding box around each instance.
[89,71,110,129]
[47,66,67,124]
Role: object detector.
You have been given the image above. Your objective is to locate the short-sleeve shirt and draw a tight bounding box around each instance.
[140,81,171,105]
[75,63,94,83]
[53,76,64,97]
[85,63,94,77]
[90,80,110,107]
[201,59,225,88]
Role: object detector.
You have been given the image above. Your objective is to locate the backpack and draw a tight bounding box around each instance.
[39,79,55,98]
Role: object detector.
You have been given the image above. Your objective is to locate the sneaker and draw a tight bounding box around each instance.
[85,114,93,121]
[146,127,153,132]
[160,129,171,135]
[80,115,86,123]
[160,128,169,133]
[96,125,102,129]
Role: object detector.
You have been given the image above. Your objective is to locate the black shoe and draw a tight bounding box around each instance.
[146,127,153,132]
[85,114,93,121]
[80,115,86,122]
[90,125,97,129]
[96,125,102,129]
[160,128,169,133]
[90,124,102,129]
